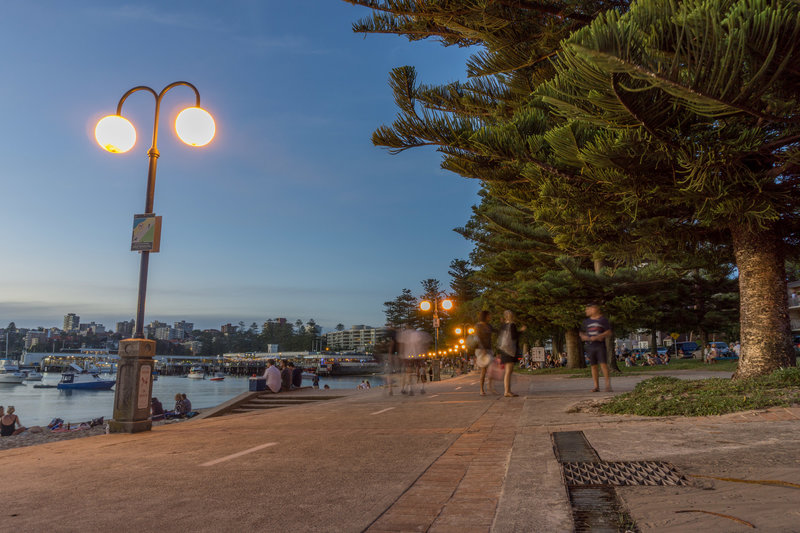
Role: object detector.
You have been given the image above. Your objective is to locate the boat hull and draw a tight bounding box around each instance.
[0,375,25,384]
[57,381,115,390]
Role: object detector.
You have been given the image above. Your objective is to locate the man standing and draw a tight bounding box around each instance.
[580,303,613,392]
[263,359,281,393]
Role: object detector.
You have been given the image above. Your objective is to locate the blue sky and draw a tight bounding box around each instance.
[0,1,480,332]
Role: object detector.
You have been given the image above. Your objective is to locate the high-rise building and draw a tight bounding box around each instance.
[174,321,194,338]
[116,320,135,337]
[323,325,390,352]
[79,322,105,335]
[155,326,177,341]
[63,313,80,332]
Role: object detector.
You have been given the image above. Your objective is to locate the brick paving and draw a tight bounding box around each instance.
[2,371,798,532]
[368,399,524,533]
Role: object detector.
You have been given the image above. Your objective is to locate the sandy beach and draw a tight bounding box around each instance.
[0,417,194,451]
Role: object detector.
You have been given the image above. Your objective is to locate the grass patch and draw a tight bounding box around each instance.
[599,367,800,417]
[515,358,738,377]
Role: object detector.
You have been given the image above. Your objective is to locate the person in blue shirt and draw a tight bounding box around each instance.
[580,303,613,392]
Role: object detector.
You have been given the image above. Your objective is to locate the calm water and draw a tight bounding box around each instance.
[0,373,385,427]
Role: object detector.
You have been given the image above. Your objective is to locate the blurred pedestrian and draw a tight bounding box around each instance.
[397,324,432,395]
[497,310,525,397]
[475,310,497,396]
[580,303,612,392]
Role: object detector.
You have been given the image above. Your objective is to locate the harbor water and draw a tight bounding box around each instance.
[0,373,385,427]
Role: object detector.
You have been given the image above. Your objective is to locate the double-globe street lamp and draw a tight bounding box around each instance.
[419,296,453,355]
[94,81,215,433]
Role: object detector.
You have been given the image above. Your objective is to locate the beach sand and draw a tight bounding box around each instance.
[0,417,195,451]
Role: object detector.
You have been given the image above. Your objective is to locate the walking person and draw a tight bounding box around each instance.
[580,303,613,392]
[497,310,525,397]
[475,310,497,396]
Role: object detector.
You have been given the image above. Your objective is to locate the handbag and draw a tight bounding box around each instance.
[475,349,492,368]
[488,358,505,380]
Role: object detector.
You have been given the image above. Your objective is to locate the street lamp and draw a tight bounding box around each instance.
[95,81,215,433]
[419,296,453,354]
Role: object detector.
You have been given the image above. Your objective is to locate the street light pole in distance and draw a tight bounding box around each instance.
[419,296,454,380]
[94,82,215,433]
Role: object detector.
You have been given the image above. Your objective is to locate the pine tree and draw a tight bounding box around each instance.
[540,0,799,376]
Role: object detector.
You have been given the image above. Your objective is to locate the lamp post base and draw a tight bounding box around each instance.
[109,338,155,434]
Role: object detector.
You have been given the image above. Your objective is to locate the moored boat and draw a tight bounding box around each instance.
[0,360,26,384]
[317,356,382,376]
[187,366,205,379]
[57,364,115,390]
[209,371,225,382]
[22,370,43,381]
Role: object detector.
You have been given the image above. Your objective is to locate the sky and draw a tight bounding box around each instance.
[0,1,481,332]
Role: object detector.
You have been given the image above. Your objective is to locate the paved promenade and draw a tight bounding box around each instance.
[1,370,798,532]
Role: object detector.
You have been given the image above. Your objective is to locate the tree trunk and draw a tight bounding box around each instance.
[649,330,658,356]
[566,328,585,368]
[552,330,564,355]
[699,330,708,361]
[730,224,795,379]
[606,332,621,372]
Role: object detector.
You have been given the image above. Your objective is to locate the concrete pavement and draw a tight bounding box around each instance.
[1,370,798,532]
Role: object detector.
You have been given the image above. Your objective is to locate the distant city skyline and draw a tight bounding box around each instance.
[0,2,480,331]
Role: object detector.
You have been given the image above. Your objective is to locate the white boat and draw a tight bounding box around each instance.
[57,364,115,390]
[187,366,205,379]
[22,370,43,381]
[0,360,26,384]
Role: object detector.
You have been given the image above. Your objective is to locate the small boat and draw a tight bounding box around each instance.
[57,364,115,390]
[187,366,205,379]
[0,360,26,384]
[209,372,225,382]
[22,370,43,382]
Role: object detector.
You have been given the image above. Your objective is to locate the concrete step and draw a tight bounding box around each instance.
[232,405,286,412]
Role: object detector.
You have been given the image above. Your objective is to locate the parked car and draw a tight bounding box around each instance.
[676,341,699,358]
[708,341,734,358]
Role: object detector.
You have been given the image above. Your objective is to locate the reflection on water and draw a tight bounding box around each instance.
[0,373,385,427]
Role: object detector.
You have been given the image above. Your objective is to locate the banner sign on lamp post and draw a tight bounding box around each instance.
[131,213,162,252]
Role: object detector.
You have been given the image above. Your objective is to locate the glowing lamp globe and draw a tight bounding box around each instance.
[454,327,462,335]
[95,115,136,153]
[419,301,432,312]
[441,299,453,311]
[175,107,215,147]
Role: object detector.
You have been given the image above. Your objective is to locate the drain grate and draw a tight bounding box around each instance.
[563,461,687,487]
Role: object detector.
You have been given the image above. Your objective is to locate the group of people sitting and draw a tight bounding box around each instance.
[623,352,671,367]
[150,393,196,421]
[518,352,568,369]
[357,380,371,390]
[261,359,304,393]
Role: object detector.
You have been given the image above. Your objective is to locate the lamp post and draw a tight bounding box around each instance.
[419,296,453,355]
[95,81,215,433]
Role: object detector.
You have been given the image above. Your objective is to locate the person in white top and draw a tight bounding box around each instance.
[263,359,282,393]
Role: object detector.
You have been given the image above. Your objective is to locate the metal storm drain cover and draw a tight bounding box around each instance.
[563,461,687,487]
